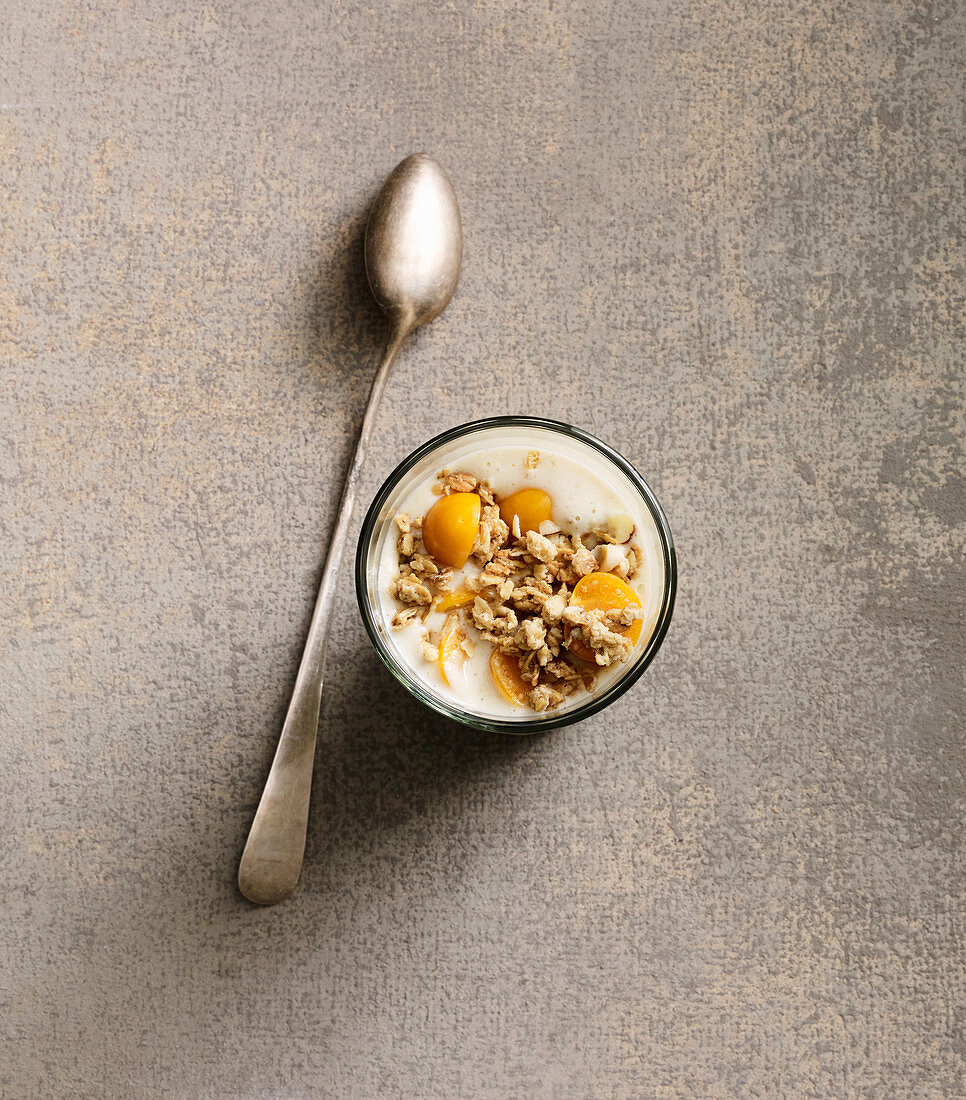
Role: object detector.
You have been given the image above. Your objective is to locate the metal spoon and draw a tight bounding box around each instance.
[238,154,462,905]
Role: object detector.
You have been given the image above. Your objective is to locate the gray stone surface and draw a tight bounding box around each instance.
[1,1,963,1097]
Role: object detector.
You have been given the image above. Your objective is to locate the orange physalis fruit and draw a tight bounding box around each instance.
[498,488,553,534]
[435,587,476,612]
[437,613,467,687]
[566,571,643,662]
[489,648,531,707]
[422,492,481,568]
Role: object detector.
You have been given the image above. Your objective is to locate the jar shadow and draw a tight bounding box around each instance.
[301,646,555,892]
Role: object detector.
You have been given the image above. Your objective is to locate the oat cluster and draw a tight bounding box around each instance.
[388,468,644,712]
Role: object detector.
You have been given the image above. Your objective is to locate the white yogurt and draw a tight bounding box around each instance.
[363,423,667,724]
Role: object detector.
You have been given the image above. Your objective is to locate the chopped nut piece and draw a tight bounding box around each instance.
[595,543,627,573]
[541,592,567,624]
[525,530,558,564]
[395,513,412,533]
[605,513,635,544]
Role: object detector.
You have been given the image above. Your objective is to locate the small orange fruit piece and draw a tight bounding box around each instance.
[489,648,531,707]
[566,571,643,662]
[435,587,476,612]
[437,613,467,687]
[498,488,553,534]
[422,492,482,568]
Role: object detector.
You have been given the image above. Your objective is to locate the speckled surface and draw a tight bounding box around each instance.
[2,2,964,1097]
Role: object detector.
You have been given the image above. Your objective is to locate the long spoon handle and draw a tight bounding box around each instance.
[238,323,409,905]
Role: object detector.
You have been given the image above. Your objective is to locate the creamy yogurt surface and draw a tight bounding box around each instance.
[366,424,666,723]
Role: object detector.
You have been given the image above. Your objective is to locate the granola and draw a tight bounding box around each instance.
[388,470,645,712]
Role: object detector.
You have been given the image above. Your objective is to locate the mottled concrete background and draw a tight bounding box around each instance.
[1,1,963,1097]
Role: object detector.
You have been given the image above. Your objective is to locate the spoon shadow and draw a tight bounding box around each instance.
[303,194,387,396]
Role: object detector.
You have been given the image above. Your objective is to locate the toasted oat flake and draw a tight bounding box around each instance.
[570,546,597,577]
[440,471,478,494]
[391,607,419,629]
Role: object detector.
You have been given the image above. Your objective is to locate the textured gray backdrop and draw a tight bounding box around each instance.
[1,1,963,1097]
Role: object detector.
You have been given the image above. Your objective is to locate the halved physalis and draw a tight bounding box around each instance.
[422,492,481,568]
[498,488,553,534]
[435,587,476,612]
[489,648,530,707]
[566,571,643,662]
[437,613,467,687]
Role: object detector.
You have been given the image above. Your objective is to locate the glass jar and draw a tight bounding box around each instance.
[355,416,676,733]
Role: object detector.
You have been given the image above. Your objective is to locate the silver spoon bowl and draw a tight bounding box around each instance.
[238,154,462,905]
